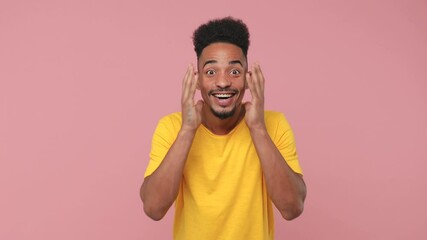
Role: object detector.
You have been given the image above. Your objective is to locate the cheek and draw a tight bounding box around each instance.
[199,81,212,95]
[235,77,246,89]
[200,77,215,88]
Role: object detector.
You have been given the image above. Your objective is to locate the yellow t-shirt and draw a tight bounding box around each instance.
[144,111,303,240]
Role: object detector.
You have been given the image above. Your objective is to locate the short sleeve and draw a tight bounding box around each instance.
[271,112,303,175]
[144,114,181,178]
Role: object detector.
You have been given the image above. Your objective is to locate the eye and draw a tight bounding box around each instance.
[206,69,216,76]
[230,69,241,76]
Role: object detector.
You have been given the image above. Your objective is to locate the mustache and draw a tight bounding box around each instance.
[208,88,239,95]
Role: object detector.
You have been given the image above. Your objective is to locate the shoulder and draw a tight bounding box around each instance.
[159,112,182,123]
[264,110,293,132]
[155,112,182,132]
[264,110,288,124]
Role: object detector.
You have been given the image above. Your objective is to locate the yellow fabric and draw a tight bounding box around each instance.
[144,111,303,240]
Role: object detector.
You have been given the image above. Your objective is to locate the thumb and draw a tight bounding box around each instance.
[243,101,252,112]
[195,100,204,113]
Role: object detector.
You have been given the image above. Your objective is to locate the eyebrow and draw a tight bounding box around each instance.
[229,60,243,67]
[202,60,243,68]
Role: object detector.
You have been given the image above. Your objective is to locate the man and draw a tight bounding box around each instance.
[140,17,306,240]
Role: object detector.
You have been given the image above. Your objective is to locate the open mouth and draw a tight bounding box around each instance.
[210,90,238,107]
[212,93,235,99]
[210,89,238,98]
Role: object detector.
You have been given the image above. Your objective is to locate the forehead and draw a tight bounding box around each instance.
[199,42,246,66]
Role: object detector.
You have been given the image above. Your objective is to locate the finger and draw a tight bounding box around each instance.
[251,63,264,100]
[182,64,194,102]
[182,64,191,92]
[246,70,256,97]
[189,71,198,99]
[253,63,265,93]
[248,64,261,100]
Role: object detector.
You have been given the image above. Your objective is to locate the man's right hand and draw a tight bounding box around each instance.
[141,65,202,220]
[181,64,203,132]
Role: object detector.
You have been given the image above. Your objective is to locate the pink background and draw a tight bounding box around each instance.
[1,0,426,239]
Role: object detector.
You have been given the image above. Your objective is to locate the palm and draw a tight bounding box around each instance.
[181,65,203,132]
[244,63,265,130]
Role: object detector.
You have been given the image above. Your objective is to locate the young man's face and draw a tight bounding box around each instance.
[197,42,247,120]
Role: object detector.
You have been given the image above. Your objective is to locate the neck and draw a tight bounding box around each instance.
[202,107,245,135]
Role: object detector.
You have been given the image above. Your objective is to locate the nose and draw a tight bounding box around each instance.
[215,73,231,88]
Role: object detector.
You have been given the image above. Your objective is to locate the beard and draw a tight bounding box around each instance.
[208,88,240,120]
[210,106,237,120]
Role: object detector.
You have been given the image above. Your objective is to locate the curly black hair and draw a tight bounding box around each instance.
[192,17,250,59]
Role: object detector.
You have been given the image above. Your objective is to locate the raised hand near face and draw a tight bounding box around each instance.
[181,64,204,133]
[244,63,266,131]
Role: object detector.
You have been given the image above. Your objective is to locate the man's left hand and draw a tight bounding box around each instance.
[244,63,266,131]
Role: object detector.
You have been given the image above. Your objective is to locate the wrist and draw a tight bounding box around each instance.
[178,127,198,137]
[248,123,268,135]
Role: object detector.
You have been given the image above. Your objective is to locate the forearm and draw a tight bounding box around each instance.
[250,127,306,220]
[141,129,196,220]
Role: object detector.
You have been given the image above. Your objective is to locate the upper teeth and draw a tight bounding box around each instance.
[215,93,233,98]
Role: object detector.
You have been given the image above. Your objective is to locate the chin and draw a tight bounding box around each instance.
[211,107,236,120]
